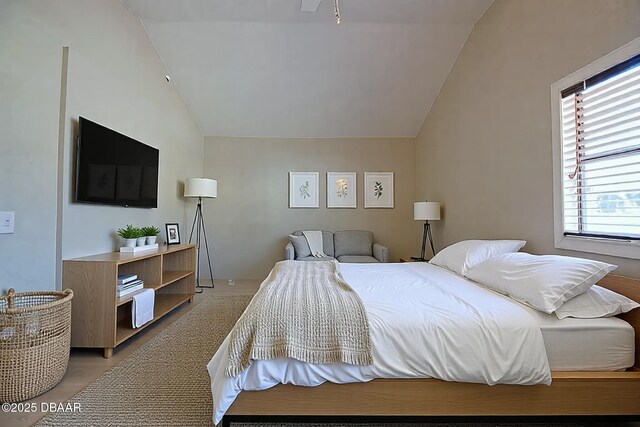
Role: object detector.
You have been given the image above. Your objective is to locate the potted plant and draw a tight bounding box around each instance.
[134,227,146,246]
[141,226,161,245]
[117,224,140,248]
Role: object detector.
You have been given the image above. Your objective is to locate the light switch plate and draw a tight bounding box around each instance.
[0,211,15,234]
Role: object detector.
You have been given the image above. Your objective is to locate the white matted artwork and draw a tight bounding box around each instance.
[289,172,319,208]
[327,172,356,208]
[364,172,394,208]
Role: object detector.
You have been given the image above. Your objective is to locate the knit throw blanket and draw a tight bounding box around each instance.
[225,260,373,377]
[302,231,326,258]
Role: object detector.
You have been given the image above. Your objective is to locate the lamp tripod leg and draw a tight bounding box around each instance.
[196,201,203,291]
[189,199,203,293]
[199,214,214,288]
[421,221,428,261]
[188,202,199,244]
[427,221,436,257]
[411,221,429,262]
[189,197,214,289]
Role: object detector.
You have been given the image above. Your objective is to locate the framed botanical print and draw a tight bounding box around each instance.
[364,172,394,208]
[289,172,319,208]
[327,172,356,208]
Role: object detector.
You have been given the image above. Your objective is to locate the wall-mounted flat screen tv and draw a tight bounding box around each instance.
[75,117,159,208]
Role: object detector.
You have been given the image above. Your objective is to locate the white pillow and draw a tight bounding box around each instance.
[465,252,617,313]
[555,285,639,319]
[428,239,526,276]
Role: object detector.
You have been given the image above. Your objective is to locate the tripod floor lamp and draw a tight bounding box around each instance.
[411,201,441,262]
[185,178,217,290]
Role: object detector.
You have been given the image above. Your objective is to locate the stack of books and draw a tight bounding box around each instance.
[117,274,144,297]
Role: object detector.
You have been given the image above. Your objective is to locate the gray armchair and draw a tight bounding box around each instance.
[285,230,388,263]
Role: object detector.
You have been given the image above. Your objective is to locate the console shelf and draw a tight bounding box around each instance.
[63,244,196,358]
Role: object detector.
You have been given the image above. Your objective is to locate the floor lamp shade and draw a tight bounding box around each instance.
[414,201,440,221]
[185,178,217,198]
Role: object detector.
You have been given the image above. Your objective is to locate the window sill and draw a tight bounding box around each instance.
[555,235,640,260]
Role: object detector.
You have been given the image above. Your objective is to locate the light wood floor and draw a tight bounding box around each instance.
[0,279,260,427]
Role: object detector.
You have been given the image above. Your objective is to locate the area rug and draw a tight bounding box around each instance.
[37,295,251,427]
[36,295,636,427]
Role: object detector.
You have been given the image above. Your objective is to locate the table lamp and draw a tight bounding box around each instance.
[411,201,441,261]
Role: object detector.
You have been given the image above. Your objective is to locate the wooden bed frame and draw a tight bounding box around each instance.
[222,274,640,423]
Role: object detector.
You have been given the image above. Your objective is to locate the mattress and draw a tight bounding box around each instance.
[515,302,635,371]
[343,262,634,371]
[344,262,635,371]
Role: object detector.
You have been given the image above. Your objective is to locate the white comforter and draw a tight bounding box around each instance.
[207,262,551,424]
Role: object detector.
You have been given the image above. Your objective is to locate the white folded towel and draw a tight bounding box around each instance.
[132,288,155,328]
[302,231,327,258]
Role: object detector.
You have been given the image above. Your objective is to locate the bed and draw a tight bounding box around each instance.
[208,260,640,425]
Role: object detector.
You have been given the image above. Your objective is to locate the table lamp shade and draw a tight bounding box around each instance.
[184,178,217,198]
[414,201,440,221]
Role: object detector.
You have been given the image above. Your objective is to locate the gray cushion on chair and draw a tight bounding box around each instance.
[321,231,335,257]
[291,231,335,258]
[288,235,311,259]
[337,255,380,263]
[334,230,373,258]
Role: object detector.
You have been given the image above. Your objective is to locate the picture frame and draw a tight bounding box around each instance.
[165,223,181,245]
[327,172,357,208]
[289,172,319,208]
[364,172,394,208]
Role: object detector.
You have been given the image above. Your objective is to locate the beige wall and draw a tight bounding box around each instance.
[0,1,202,291]
[415,0,640,276]
[203,137,416,279]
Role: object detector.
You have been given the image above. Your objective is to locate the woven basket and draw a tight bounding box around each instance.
[0,288,73,403]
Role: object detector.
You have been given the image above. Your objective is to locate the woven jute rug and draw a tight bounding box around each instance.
[36,295,251,427]
[35,294,637,427]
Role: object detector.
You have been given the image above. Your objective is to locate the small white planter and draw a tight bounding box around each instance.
[124,238,137,248]
[136,237,146,246]
[146,236,157,245]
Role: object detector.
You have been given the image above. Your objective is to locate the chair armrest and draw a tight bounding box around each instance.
[373,243,388,263]
[285,242,295,260]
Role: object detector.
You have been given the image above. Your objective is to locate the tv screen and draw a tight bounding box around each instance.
[75,117,159,208]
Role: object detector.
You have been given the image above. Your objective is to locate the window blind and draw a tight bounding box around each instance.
[561,53,640,240]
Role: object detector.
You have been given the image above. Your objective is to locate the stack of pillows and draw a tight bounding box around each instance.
[428,240,639,319]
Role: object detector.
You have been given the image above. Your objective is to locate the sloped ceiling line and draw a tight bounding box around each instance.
[122,0,493,138]
[301,0,323,13]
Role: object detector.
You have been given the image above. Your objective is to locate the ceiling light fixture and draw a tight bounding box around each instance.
[334,0,341,24]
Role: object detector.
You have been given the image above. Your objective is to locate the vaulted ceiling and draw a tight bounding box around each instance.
[122,0,493,138]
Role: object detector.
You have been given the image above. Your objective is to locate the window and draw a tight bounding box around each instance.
[552,38,640,260]
[561,54,640,239]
